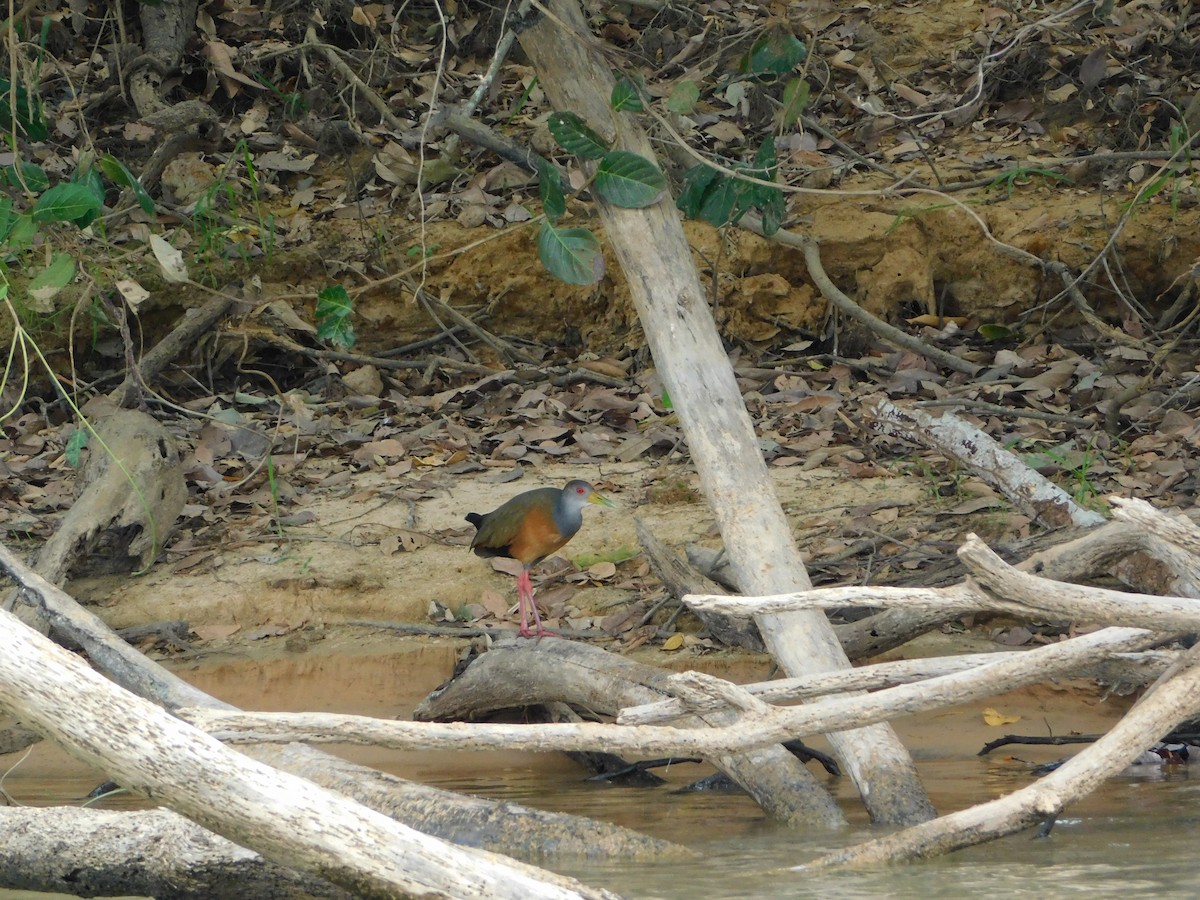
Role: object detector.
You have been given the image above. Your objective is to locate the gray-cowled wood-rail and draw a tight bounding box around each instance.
[466,480,614,637]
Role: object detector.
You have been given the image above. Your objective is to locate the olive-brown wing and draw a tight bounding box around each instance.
[470,488,562,564]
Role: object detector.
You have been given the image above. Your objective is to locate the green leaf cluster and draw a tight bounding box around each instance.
[739,28,807,77]
[537,105,668,284]
[677,136,785,235]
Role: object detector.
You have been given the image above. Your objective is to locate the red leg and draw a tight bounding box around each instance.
[516,570,532,636]
[516,569,559,639]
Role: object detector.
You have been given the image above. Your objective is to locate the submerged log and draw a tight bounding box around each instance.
[245,742,686,862]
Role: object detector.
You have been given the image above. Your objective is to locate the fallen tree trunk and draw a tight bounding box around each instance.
[6,408,187,633]
[0,807,352,899]
[0,604,616,900]
[687,536,1200,633]
[414,639,845,827]
[517,0,933,827]
[865,397,1106,529]
[635,518,763,651]
[181,627,1159,757]
[810,641,1200,867]
[0,542,684,869]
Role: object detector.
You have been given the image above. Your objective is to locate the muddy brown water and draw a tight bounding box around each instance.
[3,636,1197,899]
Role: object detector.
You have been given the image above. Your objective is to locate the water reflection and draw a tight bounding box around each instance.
[5,743,1198,898]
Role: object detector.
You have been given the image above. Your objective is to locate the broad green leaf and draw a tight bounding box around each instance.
[7,212,36,248]
[666,80,700,114]
[27,252,75,312]
[70,166,106,225]
[537,221,604,284]
[697,176,739,225]
[610,77,644,112]
[741,29,807,77]
[752,134,778,172]
[677,164,739,227]
[758,184,786,235]
[547,112,609,159]
[0,78,48,140]
[780,78,810,127]
[0,196,15,244]
[594,151,667,208]
[978,323,1016,341]
[65,427,89,468]
[676,165,720,219]
[316,284,356,349]
[2,162,48,192]
[32,183,102,226]
[538,162,566,220]
[98,154,156,214]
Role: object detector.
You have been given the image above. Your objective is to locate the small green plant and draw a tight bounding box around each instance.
[886,202,956,235]
[507,75,539,122]
[1124,123,1193,216]
[253,72,308,120]
[572,546,640,567]
[674,27,805,237]
[1044,443,1103,508]
[986,166,1073,198]
[64,427,89,467]
[266,454,285,539]
[909,458,968,504]
[192,140,277,276]
[315,285,355,349]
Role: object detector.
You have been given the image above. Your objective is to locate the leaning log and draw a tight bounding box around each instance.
[516,0,932,826]
[0,604,616,899]
[812,641,1200,867]
[0,542,683,869]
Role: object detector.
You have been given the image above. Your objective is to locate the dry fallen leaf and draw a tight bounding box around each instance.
[587,561,617,579]
[982,707,1021,727]
[661,633,684,651]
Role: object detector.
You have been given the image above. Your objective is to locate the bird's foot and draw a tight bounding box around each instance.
[516,625,562,639]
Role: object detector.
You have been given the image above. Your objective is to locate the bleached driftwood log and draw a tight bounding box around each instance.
[0,605,615,900]
[415,640,844,827]
[0,807,351,899]
[865,397,1106,529]
[810,642,1200,867]
[805,495,1200,866]
[518,0,932,827]
[0,542,683,867]
[618,649,1174,726]
[180,627,1157,756]
[686,535,1200,633]
[5,408,186,633]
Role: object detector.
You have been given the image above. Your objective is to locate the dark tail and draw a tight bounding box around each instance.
[465,512,483,529]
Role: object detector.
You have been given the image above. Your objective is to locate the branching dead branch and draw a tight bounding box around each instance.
[864,396,1106,529]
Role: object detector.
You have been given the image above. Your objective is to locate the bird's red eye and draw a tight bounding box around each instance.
[576,486,586,494]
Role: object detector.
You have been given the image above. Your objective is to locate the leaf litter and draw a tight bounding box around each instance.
[6,0,1200,654]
